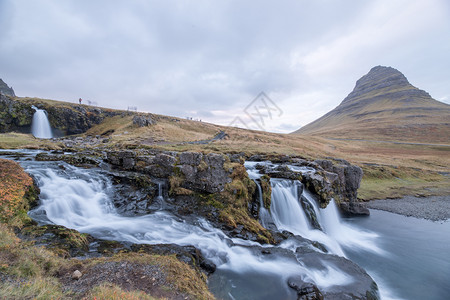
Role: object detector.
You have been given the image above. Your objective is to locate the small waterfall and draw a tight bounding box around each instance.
[147,181,167,210]
[270,179,310,232]
[269,178,384,256]
[254,180,271,228]
[31,106,53,139]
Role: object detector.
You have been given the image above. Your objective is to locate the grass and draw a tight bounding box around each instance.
[0,132,61,150]
[80,111,450,199]
[0,157,215,299]
[89,253,215,300]
[0,277,66,300]
[87,283,162,300]
[0,158,39,226]
[358,165,449,200]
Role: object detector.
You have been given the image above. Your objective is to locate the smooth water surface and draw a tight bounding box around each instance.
[343,210,450,300]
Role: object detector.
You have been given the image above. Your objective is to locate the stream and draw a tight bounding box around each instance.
[1,150,449,299]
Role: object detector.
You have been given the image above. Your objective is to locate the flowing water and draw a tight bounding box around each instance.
[31,106,53,139]
[343,210,450,300]
[4,151,370,299]
[2,152,449,299]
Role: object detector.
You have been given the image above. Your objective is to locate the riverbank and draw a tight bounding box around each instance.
[367,195,450,221]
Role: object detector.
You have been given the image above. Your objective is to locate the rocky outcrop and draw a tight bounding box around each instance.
[132,114,155,127]
[107,150,232,194]
[252,157,364,208]
[0,79,15,97]
[0,94,34,132]
[314,159,363,202]
[0,95,124,135]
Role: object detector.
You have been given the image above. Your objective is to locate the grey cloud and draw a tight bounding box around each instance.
[1,0,449,132]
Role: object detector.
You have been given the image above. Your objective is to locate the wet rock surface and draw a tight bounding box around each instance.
[339,201,370,217]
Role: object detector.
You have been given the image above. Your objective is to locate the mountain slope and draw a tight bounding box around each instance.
[294,66,450,143]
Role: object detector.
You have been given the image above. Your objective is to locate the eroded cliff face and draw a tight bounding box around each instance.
[105,149,365,215]
[0,95,123,135]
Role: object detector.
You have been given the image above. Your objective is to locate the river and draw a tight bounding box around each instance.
[1,150,449,299]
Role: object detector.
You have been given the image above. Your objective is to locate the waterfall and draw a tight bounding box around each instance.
[269,178,383,256]
[31,106,53,139]
[16,156,367,300]
[254,180,271,228]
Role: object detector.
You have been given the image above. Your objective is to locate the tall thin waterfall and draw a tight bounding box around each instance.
[254,180,271,228]
[31,105,53,139]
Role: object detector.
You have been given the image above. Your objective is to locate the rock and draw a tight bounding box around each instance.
[133,114,155,127]
[72,270,82,280]
[314,159,363,203]
[340,201,370,217]
[300,195,322,230]
[180,151,203,165]
[299,252,380,300]
[107,151,136,170]
[287,277,324,300]
[199,259,216,274]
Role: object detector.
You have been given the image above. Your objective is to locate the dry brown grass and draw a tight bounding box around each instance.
[0,132,62,150]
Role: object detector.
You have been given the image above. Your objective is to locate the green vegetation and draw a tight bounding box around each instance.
[358,165,449,200]
[0,158,214,299]
[217,163,273,244]
[0,133,61,150]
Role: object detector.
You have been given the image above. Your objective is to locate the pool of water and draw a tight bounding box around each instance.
[343,209,450,300]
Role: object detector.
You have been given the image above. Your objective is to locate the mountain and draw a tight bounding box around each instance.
[0,79,15,97]
[294,66,450,143]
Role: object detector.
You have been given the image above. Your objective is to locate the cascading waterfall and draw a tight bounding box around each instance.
[270,178,383,256]
[16,155,360,300]
[0,153,392,299]
[31,105,53,139]
[244,161,382,257]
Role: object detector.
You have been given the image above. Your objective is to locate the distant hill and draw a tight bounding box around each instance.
[294,66,450,144]
[0,79,15,97]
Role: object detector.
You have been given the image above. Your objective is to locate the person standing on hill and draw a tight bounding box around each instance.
[79,98,82,104]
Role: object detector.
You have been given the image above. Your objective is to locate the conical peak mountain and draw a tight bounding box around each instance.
[342,66,429,105]
[294,66,450,143]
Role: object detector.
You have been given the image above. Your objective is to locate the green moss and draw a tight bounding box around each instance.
[260,175,272,209]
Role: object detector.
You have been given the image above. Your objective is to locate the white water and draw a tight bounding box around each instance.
[23,160,354,297]
[270,178,383,256]
[31,106,53,139]
[254,180,271,228]
[3,152,443,299]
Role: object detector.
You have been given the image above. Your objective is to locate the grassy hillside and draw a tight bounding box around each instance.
[1,94,449,200]
[295,66,450,144]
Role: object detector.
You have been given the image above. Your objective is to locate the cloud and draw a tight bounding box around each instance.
[1,0,449,133]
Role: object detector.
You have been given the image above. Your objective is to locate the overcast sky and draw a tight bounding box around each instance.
[1,0,449,133]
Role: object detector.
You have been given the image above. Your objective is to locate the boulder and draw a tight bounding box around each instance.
[72,270,82,280]
[180,151,203,165]
[339,202,370,217]
[287,277,324,300]
[132,114,155,127]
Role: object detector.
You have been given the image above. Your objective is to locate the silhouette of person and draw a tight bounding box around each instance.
[79,98,82,104]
